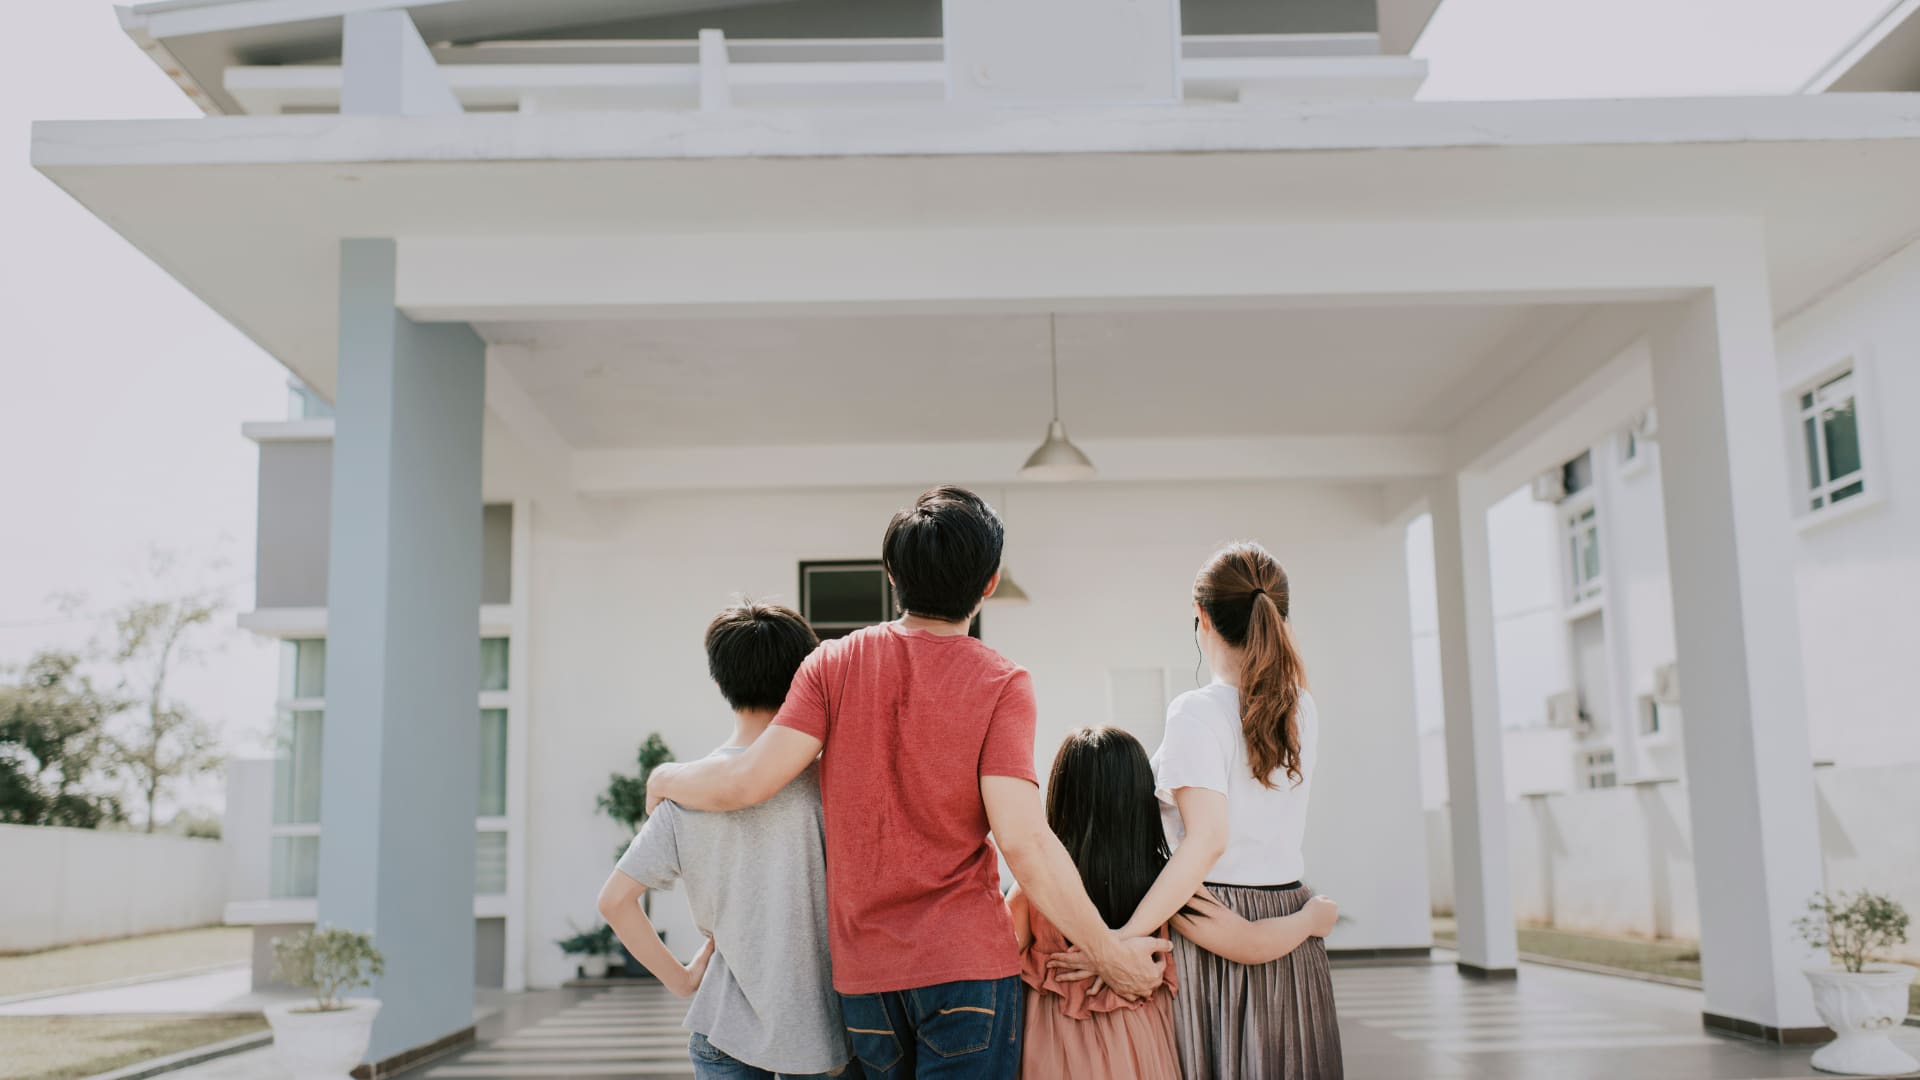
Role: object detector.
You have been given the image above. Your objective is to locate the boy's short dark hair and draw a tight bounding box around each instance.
[705,601,819,713]
[882,486,1005,623]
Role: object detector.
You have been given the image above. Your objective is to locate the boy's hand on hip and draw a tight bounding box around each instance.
[671,935,716,998]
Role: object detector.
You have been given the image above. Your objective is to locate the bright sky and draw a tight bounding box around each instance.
[0,0,1898,820]
[1,1,286,820]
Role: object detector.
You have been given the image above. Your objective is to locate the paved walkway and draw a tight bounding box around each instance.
[160,958,1920,1080]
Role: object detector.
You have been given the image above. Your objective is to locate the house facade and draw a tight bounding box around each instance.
[32,0,1920,1069]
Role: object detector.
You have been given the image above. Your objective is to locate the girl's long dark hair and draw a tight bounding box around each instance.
[1196,541,1309,788]
[1046,726,1178,930]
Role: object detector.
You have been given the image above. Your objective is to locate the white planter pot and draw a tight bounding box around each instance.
[265,999,381,1080]
[579,954,609,979]
[1805,964,1918,1076]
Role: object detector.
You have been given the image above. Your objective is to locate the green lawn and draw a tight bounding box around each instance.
[0,926,251,1000]
[0,1014,267,1080]
[1433,918,1920,1017]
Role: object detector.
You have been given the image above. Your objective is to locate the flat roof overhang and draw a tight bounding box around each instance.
[30,94,1920,402]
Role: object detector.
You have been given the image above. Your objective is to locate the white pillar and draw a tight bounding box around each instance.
[1649,283,1825,1038]
[1428,471,1519,977]
[341,9,461,117]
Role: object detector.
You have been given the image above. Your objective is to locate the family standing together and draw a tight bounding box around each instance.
[595,486,1341,1080]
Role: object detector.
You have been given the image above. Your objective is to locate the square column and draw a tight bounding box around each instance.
[1649,286,1825,1039]
[319,239,487,1063]
[1428,472,1519,978]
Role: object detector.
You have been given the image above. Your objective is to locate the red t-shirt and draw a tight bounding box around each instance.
[773,622,1038,994]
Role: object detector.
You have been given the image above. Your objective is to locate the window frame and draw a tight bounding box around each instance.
[1784,352,1885,532]
[1559,492,1605,613]
[267,636,516,900]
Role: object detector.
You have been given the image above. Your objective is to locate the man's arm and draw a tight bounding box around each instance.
[646,725,821,814]
[981,775,1168,999]
[595,870,714,997]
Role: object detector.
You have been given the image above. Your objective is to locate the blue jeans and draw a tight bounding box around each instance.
[837,977,1022,1079]
[688,1031,853,1080]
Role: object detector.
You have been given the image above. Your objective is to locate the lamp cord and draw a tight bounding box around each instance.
[1049,315,1061,421]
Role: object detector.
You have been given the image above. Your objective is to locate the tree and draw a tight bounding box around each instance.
[0,652,124,827]
[105,577,225,833]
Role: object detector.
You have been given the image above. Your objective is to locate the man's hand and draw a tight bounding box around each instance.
[1048,935,1170,999]
[645,763,682,815]
[666,935,716,998]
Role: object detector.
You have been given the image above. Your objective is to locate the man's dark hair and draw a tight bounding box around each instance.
[704,601,819,713]
[882,486,1005,623]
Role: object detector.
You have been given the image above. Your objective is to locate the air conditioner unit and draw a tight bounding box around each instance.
[1531,470,1567,504]
[1546,690,1585,731]
[1634,407,1659,442]
[1652,662,1680,705]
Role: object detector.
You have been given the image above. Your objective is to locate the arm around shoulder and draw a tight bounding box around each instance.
[647,725,821,813]
[1170,891,1338,966]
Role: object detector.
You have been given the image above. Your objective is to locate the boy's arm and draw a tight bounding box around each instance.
[1169,891,1339,966]
[646,725,821,814]
[982,775,1169,999]
[595,870,715,997]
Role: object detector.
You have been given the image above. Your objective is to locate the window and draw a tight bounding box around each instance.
[799,560,981,639]
[1562,503,1603,606]
[1799,369,1865,512]
[1561,450,1594,498]
[268,636,513,899]
[799,562,895,639]
[1577,747,1617,790]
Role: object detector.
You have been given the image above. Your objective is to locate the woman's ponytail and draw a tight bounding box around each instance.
[1195,542,1308,789]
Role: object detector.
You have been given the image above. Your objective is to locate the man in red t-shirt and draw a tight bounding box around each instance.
[647,486,1167,1078]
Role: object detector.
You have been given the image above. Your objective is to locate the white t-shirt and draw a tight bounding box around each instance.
[1150,680,1319,887]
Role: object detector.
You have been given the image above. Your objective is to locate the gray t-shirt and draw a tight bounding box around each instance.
[616,750,847,1075]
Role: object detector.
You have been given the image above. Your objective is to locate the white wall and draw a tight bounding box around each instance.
[0,825,227,952]
[1429,764,1920,963]
[1774,238,1920,769]
[523,480,1432,988]
[1417,727,1578,811]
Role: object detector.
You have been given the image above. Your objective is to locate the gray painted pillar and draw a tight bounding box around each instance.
[319,239,486,1062]
[1649,285,1824,1037]
[341,9,462,117]
[1428,470,1520,978]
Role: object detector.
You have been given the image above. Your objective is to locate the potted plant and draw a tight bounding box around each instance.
[598,733,674,975]
[1795,889,1916,1076]
[558,924,617,979]
[265,926,385,1080]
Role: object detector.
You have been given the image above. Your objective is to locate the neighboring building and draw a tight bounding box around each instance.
[32,0,1920,1069]
[1412,10,1920,803]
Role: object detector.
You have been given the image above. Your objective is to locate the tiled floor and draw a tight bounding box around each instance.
[172,958,1920,1079]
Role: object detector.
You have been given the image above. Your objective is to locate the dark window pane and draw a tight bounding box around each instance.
[806,566,889,625]
[1831,479,1865,504]
[273,711,324,825]
[1800,391,1814,410]
[1823,400,1861,482]
[293,640,326,699]
[481,639,509,692]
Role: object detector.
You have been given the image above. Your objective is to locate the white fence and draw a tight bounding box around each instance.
[0,824,227,953]
[1427,763,1920,964]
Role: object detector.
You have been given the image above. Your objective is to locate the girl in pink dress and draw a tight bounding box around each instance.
[1008,727,1337,1079]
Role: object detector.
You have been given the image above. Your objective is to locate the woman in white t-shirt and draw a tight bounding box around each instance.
[1099,541,1342,1079]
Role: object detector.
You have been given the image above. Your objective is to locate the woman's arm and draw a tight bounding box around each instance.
[1114,786,1229,938]
[595,870,715,998]
[1007,884,1033,952]
[1171,891,1338,965]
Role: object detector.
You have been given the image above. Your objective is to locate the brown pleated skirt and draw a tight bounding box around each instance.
[1171,883,1343,1080]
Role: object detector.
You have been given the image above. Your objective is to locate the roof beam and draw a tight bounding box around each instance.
[342,9,461,116]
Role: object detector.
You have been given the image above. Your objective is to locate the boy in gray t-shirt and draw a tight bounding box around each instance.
[596,603,848,1079]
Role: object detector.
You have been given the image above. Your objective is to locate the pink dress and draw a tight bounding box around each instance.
[1018,909,1180,1080]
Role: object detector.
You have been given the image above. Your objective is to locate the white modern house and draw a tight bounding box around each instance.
[31,0,1920,1069]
